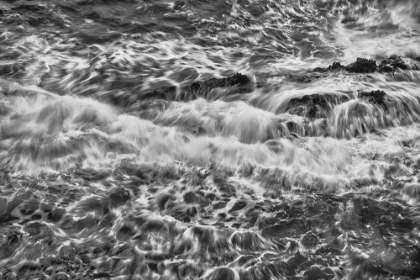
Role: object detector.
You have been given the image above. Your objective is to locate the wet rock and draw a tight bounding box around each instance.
[189,73,252,100]
[359,90,388,109]
[288,94,350,118]
[315,58,377,73]
[315,62,345,72]
[378,63,395,73]
[380,55,420,71]
[345,58,377,73]
[316,56,419,75]
[329,61,345,71]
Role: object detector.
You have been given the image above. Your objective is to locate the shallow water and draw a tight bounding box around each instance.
[1,0,420,279]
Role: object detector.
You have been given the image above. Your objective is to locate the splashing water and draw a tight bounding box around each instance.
[1,0,420,279]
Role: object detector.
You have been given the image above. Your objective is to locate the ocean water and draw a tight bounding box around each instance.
[0,0,420,279]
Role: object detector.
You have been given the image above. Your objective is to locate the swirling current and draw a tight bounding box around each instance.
[1,0,420,279]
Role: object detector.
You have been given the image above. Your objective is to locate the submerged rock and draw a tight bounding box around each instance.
[126,73,252,111]
[140,86,177,101]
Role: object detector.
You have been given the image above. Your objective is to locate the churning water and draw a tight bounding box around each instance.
[1,0,420,279]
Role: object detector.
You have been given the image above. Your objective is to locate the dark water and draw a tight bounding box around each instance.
[1,0,420,279]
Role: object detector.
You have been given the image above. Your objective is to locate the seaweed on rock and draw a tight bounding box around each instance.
[345,58,377,73]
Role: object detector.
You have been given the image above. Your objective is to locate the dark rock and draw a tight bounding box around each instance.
[288,94,350,118]
[314,58,378,73]
[345,58,377,73]
[328,62,344,71]
[359,90,388,109]
[189,73,252,99]
[313,67,328,73]
[378,63,396,73]
[380,55,420,71]
[319,55,420,74]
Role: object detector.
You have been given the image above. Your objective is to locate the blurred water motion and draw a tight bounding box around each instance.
[1,0,420,279]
